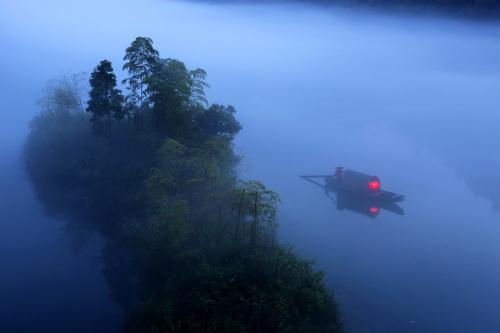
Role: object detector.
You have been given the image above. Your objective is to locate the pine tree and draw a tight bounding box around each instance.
[86,60,124,135]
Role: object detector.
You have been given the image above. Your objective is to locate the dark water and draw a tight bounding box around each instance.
[1,0,500,332]
[0,147,121,333]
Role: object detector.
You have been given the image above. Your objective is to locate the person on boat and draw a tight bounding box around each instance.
[335,167,344,184]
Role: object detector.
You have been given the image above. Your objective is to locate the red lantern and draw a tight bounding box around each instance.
[368,177,380,192]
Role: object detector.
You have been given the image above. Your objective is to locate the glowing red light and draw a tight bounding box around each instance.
[369,207,380,215]
[368,178,380,191]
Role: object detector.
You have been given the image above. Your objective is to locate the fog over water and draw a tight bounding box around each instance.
[1,0,500,332]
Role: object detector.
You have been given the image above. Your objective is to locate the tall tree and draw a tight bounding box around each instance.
[146,58,193,137]
[189,68,209,107]
[122,37,160,117]
[86,60,124,135]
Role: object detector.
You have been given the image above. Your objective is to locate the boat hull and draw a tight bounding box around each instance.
[325,176,405,203]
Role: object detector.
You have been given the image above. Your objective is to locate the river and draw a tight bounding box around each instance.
[1,0,500,332]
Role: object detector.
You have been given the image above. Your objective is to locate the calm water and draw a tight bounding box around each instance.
[1,0,500,332]
[0,150,121,332]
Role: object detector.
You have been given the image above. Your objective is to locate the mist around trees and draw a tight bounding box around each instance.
[24,37,343,332]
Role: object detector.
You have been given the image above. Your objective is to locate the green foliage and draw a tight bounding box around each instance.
[26,74,152,231]
[87,60,124,135]
[122,37,160,118]
[231,180,280,249]
[24,37,343,333]
[196,104,242,140]
[189,68,209,107]
[146,59,196,136]
[125,246,342,333]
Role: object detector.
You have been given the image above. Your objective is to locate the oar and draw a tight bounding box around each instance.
[300,175,329,189]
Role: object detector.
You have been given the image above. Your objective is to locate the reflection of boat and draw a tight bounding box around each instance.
[301,169,405,218]
[335,190,405,217]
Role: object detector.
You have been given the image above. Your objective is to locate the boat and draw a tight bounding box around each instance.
[301,168,405,217]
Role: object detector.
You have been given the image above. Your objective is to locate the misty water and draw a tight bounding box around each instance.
[1,0,500,332]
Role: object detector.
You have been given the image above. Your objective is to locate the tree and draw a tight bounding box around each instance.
[189,68,209,107]
[86,60,124,135]
[122,37,160,117]
[196,104,242,140]
[27,38,344,333]
[231,180,280,249]
[39,74,86,115]
[146,58,193,136]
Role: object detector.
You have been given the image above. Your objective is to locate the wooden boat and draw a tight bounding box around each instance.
[301,169,405,217]
[325,176,405,202]
[301,170,404,203]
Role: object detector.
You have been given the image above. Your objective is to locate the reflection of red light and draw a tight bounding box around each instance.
[369,207,380,215]
[368,180,380,191]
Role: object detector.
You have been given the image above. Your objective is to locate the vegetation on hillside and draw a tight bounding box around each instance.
[24,37,343,332]
[206,0,500,17]
[332,0,500,16]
